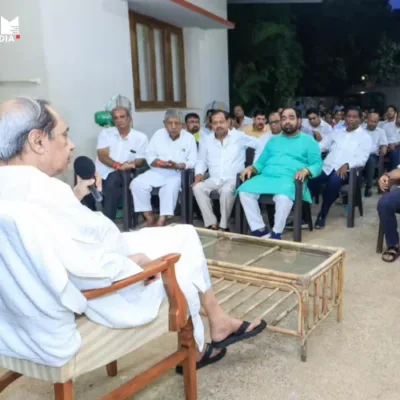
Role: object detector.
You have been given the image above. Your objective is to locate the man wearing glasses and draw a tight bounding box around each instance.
[130,109,197,227]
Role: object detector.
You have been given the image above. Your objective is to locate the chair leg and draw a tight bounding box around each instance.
[54,381,74,400]
[303,203,313,232]
[106,361,118,377]
[0,371,22,393]
[376,223,384,254]
[179,318,197,400]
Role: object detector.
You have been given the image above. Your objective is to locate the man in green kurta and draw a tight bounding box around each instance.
[237,108,322,240]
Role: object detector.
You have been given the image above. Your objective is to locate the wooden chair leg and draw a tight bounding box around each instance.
[106,360,118,377]
[54,381,74,400]
[179,318,197,400]
[0,371,22,393]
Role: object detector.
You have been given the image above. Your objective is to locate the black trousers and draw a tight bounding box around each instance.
[102,170,124,221]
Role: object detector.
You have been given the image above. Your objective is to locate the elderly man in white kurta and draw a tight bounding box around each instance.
[96,107,148,221]
[0,98,265,370]
[193,110,258,231]
[130,110,197,227]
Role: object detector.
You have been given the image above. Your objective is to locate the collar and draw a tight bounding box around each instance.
[113,127,132,139]
[213,129,233,141]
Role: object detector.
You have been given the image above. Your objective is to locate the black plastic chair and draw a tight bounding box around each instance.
[235,174,312,242]
[121,167,192,231]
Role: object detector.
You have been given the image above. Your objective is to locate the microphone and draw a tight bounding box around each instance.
[74,156,103,203]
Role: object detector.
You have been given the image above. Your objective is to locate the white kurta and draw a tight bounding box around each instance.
[0,166,210,367]
[131,128,198,215]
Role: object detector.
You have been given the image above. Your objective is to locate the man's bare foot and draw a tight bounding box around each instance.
[210,316,264,343]
[156,216,168,226]
[143,212,156,227]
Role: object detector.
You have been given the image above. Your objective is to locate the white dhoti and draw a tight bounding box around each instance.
[239,192,293,234]
[130,169,181,216]
[193,179,236,229]
[76,224,211,351]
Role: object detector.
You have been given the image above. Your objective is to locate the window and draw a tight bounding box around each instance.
[129,12,187,109]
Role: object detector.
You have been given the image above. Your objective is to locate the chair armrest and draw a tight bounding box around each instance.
[82,253,188,331]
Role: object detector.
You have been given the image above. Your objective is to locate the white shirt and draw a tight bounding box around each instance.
[195,129,258,183]
[321,127,372,175]
[96,127,148,180]
[254,132,275,162]
[239,116,253,130]
[146,128,197,177]
[303,119,333,151]
[382,121,398,144]
[363,127,388,156]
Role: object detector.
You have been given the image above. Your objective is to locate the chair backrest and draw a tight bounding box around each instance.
[245,148,255,167]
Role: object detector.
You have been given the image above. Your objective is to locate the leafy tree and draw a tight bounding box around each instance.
[369,33,400,84]
[228,5,304,111]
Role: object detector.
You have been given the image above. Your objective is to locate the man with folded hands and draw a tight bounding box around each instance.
[0,97,266,371]
[130,109,197,227]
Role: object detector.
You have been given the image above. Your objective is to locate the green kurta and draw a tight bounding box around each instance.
[237,132,322,203]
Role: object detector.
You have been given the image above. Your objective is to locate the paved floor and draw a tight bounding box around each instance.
[2,193,400,400]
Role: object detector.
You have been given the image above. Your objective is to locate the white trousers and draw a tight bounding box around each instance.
[193,179,236,229]
[130,170,181,216]
[239,192,293,234]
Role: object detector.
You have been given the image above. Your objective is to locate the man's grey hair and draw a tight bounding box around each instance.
[164,109,183,123]
[0,97,56,162]
[111,106,131,118]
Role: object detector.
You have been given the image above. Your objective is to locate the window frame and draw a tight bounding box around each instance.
[129,11,187,110]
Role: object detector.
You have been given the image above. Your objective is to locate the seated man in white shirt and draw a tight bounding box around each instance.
[96,107,148,221]
[363,112,388,197]
[381,105,399,171]
[308,107,372,229]
[304,108,333,152]
[130,109,197,227]
[254,111,282,163]
[193,110,258,231]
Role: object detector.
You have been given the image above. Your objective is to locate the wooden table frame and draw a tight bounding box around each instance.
[197,228,345,361]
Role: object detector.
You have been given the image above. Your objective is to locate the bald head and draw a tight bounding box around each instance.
[0,97,74,176]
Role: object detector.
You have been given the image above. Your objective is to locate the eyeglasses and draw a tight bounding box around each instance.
[270,120,280,125]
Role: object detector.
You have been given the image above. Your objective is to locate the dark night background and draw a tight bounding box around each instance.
[228,0,400,109]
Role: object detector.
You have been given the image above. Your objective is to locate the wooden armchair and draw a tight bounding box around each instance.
[0,254,197,400]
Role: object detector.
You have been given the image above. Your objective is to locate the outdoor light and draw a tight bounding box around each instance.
[361,75,366,81]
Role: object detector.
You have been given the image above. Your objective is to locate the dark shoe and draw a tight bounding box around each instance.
[175,344,227,375]
[211,320,267,349]
[315,214,326,229]
[270,232,282,240]
[364,188,372,198]
[286,220,308,230]
[251,227,270,238]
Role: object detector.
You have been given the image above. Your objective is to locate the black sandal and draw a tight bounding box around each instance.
[175,344,226,375]
[382,246,400,263]
[211,320,267,349]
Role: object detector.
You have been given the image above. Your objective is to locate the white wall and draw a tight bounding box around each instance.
[1,0,230,185]
[0,0,49,102]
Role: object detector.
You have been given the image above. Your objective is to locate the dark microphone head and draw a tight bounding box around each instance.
[74,156,96,180]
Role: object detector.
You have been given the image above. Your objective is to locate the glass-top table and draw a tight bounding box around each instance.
[196,228,346,362]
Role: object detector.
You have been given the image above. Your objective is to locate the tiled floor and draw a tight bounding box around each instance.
[2,193,400,400]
